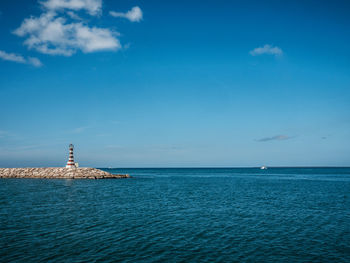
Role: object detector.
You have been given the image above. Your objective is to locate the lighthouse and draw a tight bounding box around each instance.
[66,144,76,168]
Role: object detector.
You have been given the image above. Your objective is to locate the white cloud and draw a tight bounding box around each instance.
[13,0,141,58]
[0,50,42,67]
[110,6,143,22]
[27,57,43,67]
[14,11,121,56]
[41,0,102,16]
[0,50,26,63]
[250,44,283,56]
[66,11,83,20]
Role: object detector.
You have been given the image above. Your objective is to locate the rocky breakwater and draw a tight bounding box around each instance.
[0,168,130,179]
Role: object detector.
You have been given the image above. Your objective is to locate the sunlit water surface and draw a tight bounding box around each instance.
[1,168,350,262]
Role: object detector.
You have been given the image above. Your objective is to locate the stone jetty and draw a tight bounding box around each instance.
[0,168,130,179]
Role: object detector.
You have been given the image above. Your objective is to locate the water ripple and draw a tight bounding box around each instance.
[1,168,350,262]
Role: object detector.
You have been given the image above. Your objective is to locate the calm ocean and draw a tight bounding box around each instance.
[1,168,350,262]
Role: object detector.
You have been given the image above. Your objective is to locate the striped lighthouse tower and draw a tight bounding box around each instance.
[66,144,76,168]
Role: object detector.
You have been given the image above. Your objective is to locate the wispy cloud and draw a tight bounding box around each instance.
[27,57,43,67]
[250,44,283,57]
[41,0,102,16]
[105,145,123,149]
[0,130,18,139]
[0,50,42,67]
[71,126,89,133]
[110,120,122,125]
[66,11,83,20]
[109,6,143,22]
[256,135,293,142]
[0,130,10,139]
[0,50,25,63]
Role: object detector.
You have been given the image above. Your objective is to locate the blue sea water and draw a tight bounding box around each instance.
[1,167,350,262]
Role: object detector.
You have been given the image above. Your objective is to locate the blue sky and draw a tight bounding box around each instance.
[0,0,349,167]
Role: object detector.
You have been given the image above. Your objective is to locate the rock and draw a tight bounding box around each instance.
[0,168,130,179]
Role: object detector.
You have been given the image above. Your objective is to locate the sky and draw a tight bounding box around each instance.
[0,0,349,167]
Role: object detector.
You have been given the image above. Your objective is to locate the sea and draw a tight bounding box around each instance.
[1,167,350,262]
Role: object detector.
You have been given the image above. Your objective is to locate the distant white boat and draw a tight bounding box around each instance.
[260,166,267,170]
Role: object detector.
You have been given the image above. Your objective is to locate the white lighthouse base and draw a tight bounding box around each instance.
[66,163,79,168]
